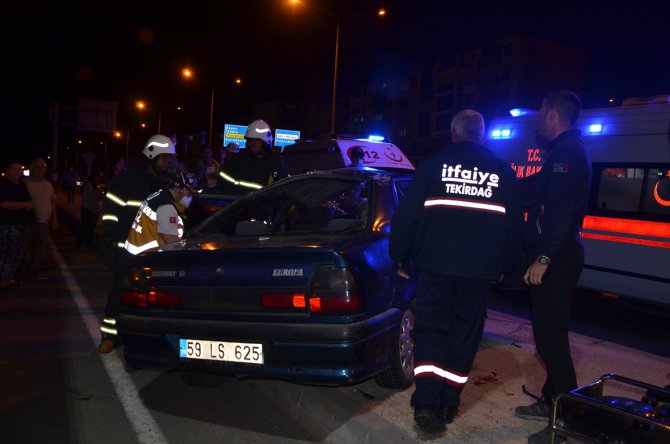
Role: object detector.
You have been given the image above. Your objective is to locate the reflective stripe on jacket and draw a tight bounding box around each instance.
[125,189,184,255]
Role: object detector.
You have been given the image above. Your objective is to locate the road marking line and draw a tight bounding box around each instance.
[51,241,168,444]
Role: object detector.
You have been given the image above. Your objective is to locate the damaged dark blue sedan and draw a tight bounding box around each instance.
[118,167,416,388]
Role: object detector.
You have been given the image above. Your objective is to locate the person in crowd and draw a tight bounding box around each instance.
[98,134,177,353]
[62,165,79,204]
[194,143,220,190]
[0,161,34,288]
[215,142,237,172]
[124,170,196,255]
[219,120,286,194]
[21,158,58,281]
[390,110,522,435]
[349,146,365,167]
[76,171,103,250]
[165,128,188,172]
[107,156,126,183]
[514,91,591,444]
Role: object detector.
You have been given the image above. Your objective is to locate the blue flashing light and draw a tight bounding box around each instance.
[367,134,385,142]
[588,124,603,134]
[509,108,537,117]
[490,128,512,139]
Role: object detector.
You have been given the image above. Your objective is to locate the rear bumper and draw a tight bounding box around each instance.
[118,308,401,386]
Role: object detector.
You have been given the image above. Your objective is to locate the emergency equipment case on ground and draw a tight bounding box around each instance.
[551,373,670,443]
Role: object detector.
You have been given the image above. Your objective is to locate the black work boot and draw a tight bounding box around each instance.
[414,406,446,433]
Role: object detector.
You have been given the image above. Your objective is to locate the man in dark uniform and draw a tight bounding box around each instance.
[390,109,522,434]
[219,119,287,195]
[515,90,592,444]
[98,134,176,353]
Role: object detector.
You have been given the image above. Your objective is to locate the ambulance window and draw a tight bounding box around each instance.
[394,179,412,204]
[597,168,644,212]
[642,168,670,215]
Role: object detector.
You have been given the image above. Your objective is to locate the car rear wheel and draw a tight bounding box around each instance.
[178,370,227,388]
[375,302,415,389]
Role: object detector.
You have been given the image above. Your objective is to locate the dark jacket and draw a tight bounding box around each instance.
[220,147,287,195]
[525,129,592,259]
[101,163,161,246]
[0,178,34,225]
[390,141,522,281]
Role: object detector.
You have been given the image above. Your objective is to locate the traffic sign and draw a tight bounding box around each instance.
[223,124,247,149]
[275,129,301,151]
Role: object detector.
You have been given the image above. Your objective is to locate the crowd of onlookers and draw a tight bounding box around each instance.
[1,158,59,288]
[0,140,249,288]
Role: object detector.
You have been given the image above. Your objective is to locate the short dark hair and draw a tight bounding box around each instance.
[543,90,581,126]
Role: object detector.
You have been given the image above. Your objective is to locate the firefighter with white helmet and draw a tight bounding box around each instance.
[98,134,177,353]
[244,119,273,145]
[142,134,177,159]
[219,119,287,194]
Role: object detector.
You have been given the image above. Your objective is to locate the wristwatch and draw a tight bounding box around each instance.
[537,255,551,265]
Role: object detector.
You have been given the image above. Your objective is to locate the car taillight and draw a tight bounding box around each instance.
[260,293,306,310]
[121,290,182,308]
[308,268,363,314]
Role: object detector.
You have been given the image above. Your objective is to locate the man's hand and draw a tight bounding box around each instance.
[396,263,410,280]
[524,261,548,286]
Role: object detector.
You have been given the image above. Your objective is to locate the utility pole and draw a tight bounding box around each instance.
[50,102,59,170]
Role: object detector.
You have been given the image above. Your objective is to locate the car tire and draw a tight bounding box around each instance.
[178,370,227,388]
[375,302,415,389]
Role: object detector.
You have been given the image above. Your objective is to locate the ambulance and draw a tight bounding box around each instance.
[487,95,670,307]
[282,135,415,175]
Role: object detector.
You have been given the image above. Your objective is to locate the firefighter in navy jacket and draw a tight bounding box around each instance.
[390,109,522,433]
[515,91,592,441]
[98,135,176,354]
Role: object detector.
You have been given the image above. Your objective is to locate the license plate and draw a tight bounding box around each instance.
[179,339,264,364]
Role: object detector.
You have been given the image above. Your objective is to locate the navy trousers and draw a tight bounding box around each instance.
[411,271,490,410]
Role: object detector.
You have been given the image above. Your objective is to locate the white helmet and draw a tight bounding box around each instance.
[244,119,273,144]
[142,135,176,159]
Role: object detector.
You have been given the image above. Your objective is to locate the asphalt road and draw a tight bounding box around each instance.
[489,287,670,360]
[2,196,668,443]
[0,221,316,444]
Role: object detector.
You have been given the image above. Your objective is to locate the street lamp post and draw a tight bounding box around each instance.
[182,68,243,146]
[331,18,340,134]
[209,85,215,145]
[288,2,386,134]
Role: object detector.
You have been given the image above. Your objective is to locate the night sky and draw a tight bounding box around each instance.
[5,0,670,166]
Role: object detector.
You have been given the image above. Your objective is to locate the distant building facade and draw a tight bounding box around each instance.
[342,35,589,157]
[257,35,589,158]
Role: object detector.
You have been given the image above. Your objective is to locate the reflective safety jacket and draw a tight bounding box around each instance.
[101,164,160,248]
[390,141,522,280]
[125,189,184,255]
[219,148,287,194]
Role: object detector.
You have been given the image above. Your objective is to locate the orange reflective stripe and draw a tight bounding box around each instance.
[581,216,670,249]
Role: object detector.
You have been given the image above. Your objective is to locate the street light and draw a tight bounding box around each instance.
[288,2,387,134]
[181,67,243,145]
[135,99,163,133]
